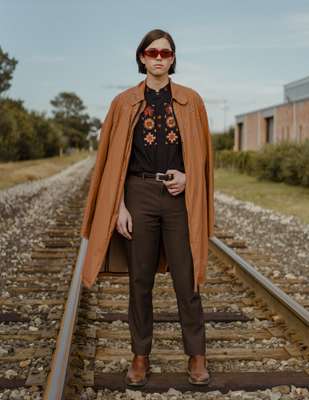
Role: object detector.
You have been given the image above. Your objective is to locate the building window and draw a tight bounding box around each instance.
[265,117,274,144]
[237,122,243,150]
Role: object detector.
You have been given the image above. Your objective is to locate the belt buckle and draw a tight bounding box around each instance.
[155,172,166,182]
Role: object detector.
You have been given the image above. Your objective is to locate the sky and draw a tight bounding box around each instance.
[1,0,309,133]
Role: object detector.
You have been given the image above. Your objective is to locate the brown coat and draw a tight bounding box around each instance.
[80,77,215,292]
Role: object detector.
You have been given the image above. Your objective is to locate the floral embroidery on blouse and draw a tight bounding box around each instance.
[164,104,173,115]
[166,131,178,144]
[143,105,154,117]
[144,117,155,130]
[141,96,180,146]
[127,81,185,174]
[166,115,176,128]
[144,132,156,145]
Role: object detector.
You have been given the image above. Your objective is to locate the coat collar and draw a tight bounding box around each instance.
[129,77,188,106]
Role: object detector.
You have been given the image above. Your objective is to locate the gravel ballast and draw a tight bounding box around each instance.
[1,161,308,399]
[214,191,309,284]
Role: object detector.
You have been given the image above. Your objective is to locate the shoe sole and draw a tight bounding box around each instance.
[187,368,211,385]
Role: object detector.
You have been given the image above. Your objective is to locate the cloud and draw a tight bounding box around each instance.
[285,11,309,35]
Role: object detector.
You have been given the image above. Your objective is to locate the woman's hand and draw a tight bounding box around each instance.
[116,203,133,240]
[163,169,186,196]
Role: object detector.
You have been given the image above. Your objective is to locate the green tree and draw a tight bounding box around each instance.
[30,110,65,157]
[50,92,91,148]
[0,98,42,160]
[212,126,234,151]
[0,46,18,96]
[50,92,86,120]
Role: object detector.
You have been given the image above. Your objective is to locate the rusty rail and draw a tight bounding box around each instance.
[43,238,88,399]
[209,236,309,350]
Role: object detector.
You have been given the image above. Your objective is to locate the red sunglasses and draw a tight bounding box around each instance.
[143,48,174,59]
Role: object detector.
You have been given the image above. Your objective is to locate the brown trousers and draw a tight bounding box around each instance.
[123,173,206,356]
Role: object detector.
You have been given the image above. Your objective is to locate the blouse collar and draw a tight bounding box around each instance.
[145,80,171,100]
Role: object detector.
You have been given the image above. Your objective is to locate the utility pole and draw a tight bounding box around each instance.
[202,97,229,133]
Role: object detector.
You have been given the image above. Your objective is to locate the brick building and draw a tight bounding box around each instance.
[234,76,309,151]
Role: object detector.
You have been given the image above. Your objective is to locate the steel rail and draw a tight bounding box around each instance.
[43,238,88,399]
[209,236,309,350]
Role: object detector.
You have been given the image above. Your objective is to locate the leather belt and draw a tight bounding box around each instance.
[129,172,174,181]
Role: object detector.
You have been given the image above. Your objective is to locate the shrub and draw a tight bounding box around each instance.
[215,139,309,187]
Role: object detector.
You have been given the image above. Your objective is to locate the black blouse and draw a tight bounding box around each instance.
[127,80,185,175]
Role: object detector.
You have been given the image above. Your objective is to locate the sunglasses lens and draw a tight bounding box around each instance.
[161,49,173,58]
[144,49,158,58]
[143,49,174,58]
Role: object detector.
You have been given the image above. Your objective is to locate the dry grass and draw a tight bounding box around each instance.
[214,167,309,225]
[0,150,92,190]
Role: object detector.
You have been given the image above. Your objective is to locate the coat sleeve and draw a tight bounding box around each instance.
[196,95,215,237]
[80,97,118,239]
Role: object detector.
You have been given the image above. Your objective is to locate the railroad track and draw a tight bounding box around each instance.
[0,172,309,399]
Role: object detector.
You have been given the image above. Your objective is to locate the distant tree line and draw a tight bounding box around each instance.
[212,127,234,152]
[0,45,101,161]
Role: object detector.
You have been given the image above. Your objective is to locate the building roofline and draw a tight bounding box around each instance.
[284,75,309,89]
[235,95,309,119]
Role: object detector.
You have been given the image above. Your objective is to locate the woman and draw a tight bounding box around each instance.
[80,28,214,387]
[118,29,212,387]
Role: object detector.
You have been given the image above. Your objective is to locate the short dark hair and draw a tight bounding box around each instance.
[136,29,176,75]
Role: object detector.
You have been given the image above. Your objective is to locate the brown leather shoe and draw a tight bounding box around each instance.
[187,354,211,385]
[125,355,151,387]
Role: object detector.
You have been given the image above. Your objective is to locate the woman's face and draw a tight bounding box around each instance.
[139,37,175,77]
